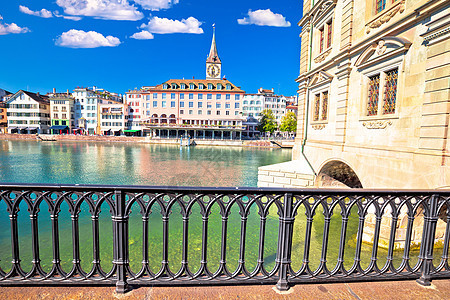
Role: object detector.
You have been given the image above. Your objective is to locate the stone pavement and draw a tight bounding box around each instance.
[1,279,449,300]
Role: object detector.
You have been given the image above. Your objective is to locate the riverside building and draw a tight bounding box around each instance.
[72,87,123,135]
[242,88,289,124]
[259,0,450,189]
[127,28,246,139]
[49,91,75,134]
[6,90,50,134]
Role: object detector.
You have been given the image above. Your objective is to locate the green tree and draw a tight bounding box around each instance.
[280,111,297,132]
[257,109,278,133]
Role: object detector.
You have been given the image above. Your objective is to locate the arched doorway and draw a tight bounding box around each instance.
[316,160,362,188]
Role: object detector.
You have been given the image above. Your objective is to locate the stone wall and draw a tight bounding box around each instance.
[258,159,315,188]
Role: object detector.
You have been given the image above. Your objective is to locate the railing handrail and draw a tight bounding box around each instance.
[0,183,448,293]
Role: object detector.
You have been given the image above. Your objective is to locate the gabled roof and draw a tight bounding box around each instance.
[8,90,50,104]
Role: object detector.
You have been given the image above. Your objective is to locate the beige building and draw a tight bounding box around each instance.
[99,103,128,136]
[49,92,75,134]
[259,0,450,189]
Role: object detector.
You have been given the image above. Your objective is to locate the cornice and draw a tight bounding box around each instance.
[365,0,406,34]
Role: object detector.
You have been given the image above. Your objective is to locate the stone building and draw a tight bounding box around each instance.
[49,92,75,134]
[259,0,450,190]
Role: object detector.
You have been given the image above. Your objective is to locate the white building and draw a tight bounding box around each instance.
[242,88,288,124]
[6,90,51,134]
[72,87,123,134]
[99,103,128,136]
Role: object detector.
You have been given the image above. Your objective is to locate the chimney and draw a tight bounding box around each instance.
[67,89,70,95]
[36,92,40,97]
[53,88,56,94]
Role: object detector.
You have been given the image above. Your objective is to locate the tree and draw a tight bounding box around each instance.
[257,109,277,133]
[280,111,297,133]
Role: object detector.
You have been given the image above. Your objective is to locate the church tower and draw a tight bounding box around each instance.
[206,26,221,80]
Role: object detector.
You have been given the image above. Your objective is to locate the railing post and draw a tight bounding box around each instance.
[276,193,294,291]
[114,190,129,293]
[417,194,439,286]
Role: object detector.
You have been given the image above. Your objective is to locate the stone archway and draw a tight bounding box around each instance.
[316,160,363,188]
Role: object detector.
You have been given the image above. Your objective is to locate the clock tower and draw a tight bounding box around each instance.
[206,26,221,80]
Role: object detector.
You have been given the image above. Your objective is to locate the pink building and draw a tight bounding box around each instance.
[125,29,246,139]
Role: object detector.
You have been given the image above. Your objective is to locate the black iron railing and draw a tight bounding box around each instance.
[0,184,448,292]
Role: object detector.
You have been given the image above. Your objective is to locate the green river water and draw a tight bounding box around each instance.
[0,140,430,275]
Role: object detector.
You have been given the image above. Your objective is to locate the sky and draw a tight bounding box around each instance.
[1,1,303,96]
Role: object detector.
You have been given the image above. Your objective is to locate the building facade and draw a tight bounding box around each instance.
[49,92,75,134]
[99,103,128,136]
[126,29,246,139]
[242,88,289,124]
[6,90,50,134]
[259,0,450,189]
[72,87,123,135]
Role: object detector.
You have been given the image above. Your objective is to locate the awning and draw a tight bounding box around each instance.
[49,125,69,130]
[7,126,17,130]
[123,129,141,133]
[18,127,28,130]
[28,127,38,130]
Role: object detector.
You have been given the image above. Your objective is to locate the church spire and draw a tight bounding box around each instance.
[206,25,221,64]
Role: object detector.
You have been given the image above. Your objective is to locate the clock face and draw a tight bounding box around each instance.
[207,64,220,78]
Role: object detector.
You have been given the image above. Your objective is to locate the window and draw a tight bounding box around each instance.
[189,83,195,89]
[181,83,186,89]
[198,110,202,115]
[189,93,194,99]
[162,93,166,99]
[163,84,168,89]
[198,102,203,108]
[217,83,222,90]
[208,83,213,90]
[162,101,166,108]
[376,0,386,13]
[180,110,184,114]
[367,68,398,116]
[226,94,230,100]
[226,111,230,115]
[216,94,221,100]
[235,103,239,109]
[189,102,194,108]
[146,103,150,108]
[216,103,221,109]
[189,110,193,115]
[171,83,177,89]
[199,83,204,90]
[326,20,332,48]
[216,111,220,115]
[153,101,157,107]
[225,103,230,109]
[313,92,329,121]
[207,94,212,100]
[319,27,325,53]
[180,93,184,100]
[198,94,203,100]
[171,93,176,99]
[226,84,231,90]
[171,101,176,108]
[235,95,240,100]
[180,102,185,108]
[207,103,212,109]
[207,110,211,115]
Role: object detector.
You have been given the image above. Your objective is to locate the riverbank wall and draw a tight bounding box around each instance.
[0,134,281,148]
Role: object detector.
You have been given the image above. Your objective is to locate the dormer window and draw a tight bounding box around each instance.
[208,83,213,90]
[163,84,168,89]
[226,84,231,90]
[181,83,186,89]
[189,83,195,89]
[217,83,222,90]
[199,83,204,90]
[171,83,177,89]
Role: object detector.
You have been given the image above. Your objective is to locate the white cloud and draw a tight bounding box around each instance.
[237,9,291,27]
[19,5,53,18]
[133,0,179,11]
[54,11,83,21]
[56,0,143,21]
[56,29,121,48]
[0,19,30,35]
[130,30,154,39]
[140,16,203,34]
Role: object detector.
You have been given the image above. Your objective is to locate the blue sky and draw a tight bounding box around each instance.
[1,1,302,96]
